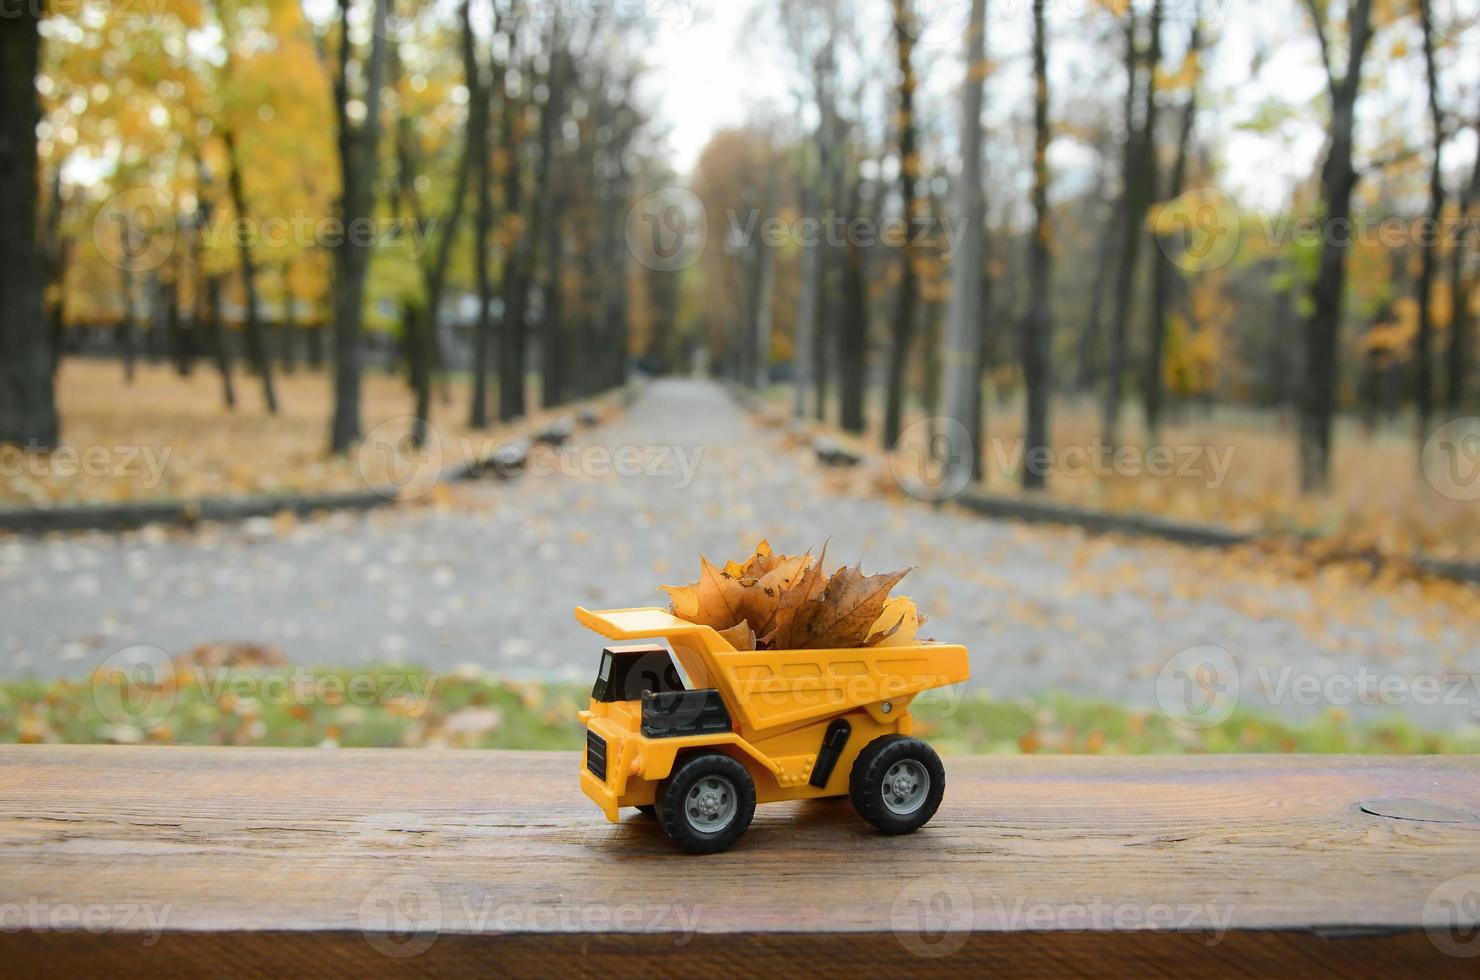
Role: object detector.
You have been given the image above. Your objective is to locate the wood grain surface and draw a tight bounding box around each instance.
[2,747,1478,976]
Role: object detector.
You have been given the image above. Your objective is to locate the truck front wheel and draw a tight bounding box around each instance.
[849,735,945,834]
[655,752,756,854]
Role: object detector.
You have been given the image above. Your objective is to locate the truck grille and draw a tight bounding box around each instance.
[585,730,608,781]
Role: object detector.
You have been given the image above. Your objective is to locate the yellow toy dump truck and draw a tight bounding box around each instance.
[575,606,970,853]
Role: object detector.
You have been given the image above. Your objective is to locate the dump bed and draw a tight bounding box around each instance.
[575,606,969,735]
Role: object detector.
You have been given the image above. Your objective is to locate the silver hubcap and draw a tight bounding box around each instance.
[881,759,929,815]
[686,775,738,831]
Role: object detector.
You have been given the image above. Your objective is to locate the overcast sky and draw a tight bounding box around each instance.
[637,0,1480,212]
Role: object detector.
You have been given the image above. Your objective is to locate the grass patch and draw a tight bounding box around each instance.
[3,667,1475,754]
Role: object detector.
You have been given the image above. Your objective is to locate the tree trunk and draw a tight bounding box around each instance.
[468,3,496,430]
[1146,17,1201,440]
[939,0,988,488]
[163,258,189,377]
[118,260,137,384]
[205,273,234,409]
[223,128,278,415]
[329,0,390,452]
[535,20,569,410]
[406,301,432,448]
[399,0,478,445]
[279,264,300,375]
[1297,0,1373,493]
[883,0,921,450]
[1078,193,1118,392]
[839,167,869,434]
[602,83,635,392]
[1413,0,1442,448]
[497,24,529,422]
[0,0,58,448]
[44,169,69,377]
[1448,103,1480,412]
[1103,2,1161,452]
[193,156,235,408]
[1022,0,1053,492]
[794,146,818,416]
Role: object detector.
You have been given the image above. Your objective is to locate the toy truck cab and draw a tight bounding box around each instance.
[575,606,969,853]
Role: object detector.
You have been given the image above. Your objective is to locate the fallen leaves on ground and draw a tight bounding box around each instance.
[0,361,619,508]
[768,393,1480,564]
[661,540,922,649]
[4,670,1475,754]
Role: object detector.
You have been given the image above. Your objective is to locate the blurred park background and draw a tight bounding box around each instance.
[0,0,1477,753]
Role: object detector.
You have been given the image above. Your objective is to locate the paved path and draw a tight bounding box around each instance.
[2,379,1476,730]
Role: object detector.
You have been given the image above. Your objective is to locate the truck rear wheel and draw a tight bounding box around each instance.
[849,735,945,834]
[655,752,756,854]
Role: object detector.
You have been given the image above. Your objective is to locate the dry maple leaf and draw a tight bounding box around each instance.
[659,555,750,630]
[717,620,758,651]
[758,542,829,649]
[663,542,918,650]
[788,563,912,649]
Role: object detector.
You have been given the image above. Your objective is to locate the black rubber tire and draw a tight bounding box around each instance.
[848,735,945,834]
[635,804,656,817]
[655,752,756,854]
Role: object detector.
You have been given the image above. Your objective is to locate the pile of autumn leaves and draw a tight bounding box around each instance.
[660,541,923,651]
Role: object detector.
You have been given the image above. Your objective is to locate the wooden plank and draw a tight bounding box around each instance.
[2,747,1477,975]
